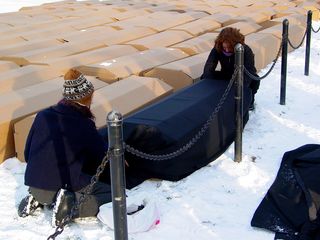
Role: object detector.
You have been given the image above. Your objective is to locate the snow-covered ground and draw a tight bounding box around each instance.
[1,1,320,239]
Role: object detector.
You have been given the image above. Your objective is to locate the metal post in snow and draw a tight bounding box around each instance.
[234,43,244,163]
[305,10,312,76]
[107,110,128,240]
[280,19,289,105]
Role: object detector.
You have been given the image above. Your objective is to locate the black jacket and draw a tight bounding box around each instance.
[24,101,108,191]
[251,144,320,240]
[201,44,260,94]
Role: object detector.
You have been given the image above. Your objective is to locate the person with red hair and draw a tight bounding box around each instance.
[201,27,260,110]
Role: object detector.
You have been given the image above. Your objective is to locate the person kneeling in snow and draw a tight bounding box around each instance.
[201,27,260,110]
[18,68,111,227]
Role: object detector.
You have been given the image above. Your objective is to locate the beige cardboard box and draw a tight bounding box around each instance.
[0,61,19,72]
[2,76,106,163]
[77,47,189,83]
[66,16,115,30]
[256,7,277,19]
[0,65,61,94]
[0,37,27,47]
[170,18,221,36]
[184,10,210,20]
[0,13,32,27]
[246,43,265,72]
[144,51,211,91]
[22,25,77,41]
[228,1,254,8]
[110,9,152,21]
[0,23,12,31]
[125,30,193,50]
[200,6,237,15]
[55,26,117,43]
[259,23,305,52]
[246,33,282,71]
[0,38,109,66]
[103,27,157,45]
[203,13,239,27]
[215,21,262,35]
[171,32,218,55]
[234,13,271,24]
[271,13,307,28]
[91,76,173,127]
[251,1,275,8]
[0,39,64,57]
[48,45,138,74]
[125,12,196,32]
[14,76,173,161]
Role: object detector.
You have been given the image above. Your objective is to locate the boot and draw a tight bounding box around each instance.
[18,194,42,217]
[52,189,76,227]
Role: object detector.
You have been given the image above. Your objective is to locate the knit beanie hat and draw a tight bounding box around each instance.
[63,69,94,101]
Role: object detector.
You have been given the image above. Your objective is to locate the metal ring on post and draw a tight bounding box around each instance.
[280,19,289,105]
[107,110,128,240]
[234,43,244,163]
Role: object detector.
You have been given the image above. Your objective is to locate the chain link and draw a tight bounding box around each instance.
[312,25,320,33]
[47,150,112,240]
[287,27,307,50]
[244,38,284,81]
[125,67,238,161]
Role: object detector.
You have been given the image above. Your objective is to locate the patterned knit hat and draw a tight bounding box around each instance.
[63,73,94,101]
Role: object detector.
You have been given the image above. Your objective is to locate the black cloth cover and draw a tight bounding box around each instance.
[251,144,320,240]
[98,78,251,188]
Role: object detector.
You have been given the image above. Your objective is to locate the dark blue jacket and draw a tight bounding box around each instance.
[24,101,108,191]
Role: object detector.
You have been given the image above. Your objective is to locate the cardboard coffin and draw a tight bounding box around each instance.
[144,51,211,91]
[21,25,77,41]
[0,38,109,66]
[2,76,107,163]
[171,32,218,55]
[0,65,60,94]
[259,23,306,52]
[203,13,239,27]
[0,61,19,72]
[125,30,193,50]
[246,32,282,71]
[0,39,64,57]
[77,47,189,83]
[170,18,221,36]
[215,21,262,35]
[47,45,138,74]
[0,37,27,47]
[114,12,196,32]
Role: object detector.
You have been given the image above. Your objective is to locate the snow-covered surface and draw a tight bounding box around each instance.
[1,1,320,239]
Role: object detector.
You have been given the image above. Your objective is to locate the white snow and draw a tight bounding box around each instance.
[1,1,320,240]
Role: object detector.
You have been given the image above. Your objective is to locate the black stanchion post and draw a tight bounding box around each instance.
[107,110,128,240]
[234,43,244,163]
[304,10,312,76]
[280,19,289,105]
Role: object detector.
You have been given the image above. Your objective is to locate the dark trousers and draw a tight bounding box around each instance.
[29,181,112,218]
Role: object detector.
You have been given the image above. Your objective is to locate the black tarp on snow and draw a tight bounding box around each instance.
[251,144,320,240]
[107,78,252,188]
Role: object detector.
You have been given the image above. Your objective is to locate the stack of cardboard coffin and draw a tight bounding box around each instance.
[0,0,319,163]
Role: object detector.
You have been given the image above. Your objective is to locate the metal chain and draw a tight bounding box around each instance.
[47,150,112,240]
[312,25,320,33]
[288,27,307,50]
[125,67,238,161]
[244,38,284,81]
